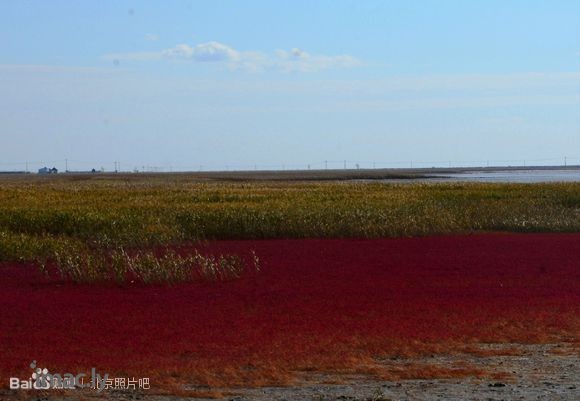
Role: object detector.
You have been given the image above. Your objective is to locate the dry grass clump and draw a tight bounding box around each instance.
[0,229,259,284]
[45,247,259,284]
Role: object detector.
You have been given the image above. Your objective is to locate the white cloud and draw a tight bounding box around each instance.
[145,33,158,41]
[103,42,361,72]
[161,42,240,62]
[162,44,195,59]
[193,42,239,62]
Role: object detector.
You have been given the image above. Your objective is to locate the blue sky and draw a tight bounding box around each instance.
[1,0,579,171]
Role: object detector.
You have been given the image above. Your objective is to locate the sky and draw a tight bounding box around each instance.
[1,0,579,172]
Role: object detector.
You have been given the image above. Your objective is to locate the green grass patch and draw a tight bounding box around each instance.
[1,176,580,281]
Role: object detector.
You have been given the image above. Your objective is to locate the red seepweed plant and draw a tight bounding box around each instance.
[0,234,578,394]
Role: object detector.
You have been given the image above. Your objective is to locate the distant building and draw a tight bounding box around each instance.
[38,167,58,174]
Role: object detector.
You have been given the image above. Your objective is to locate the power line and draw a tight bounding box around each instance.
[2,156,580,173]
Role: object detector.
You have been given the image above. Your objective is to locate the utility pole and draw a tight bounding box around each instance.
[65,158,68,172]
[565,156,567,167]
[325,160,328,170]
[344,160,347,169]
[25,161,28,173]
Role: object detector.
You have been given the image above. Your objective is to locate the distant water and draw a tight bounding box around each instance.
[433,169,580,183]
